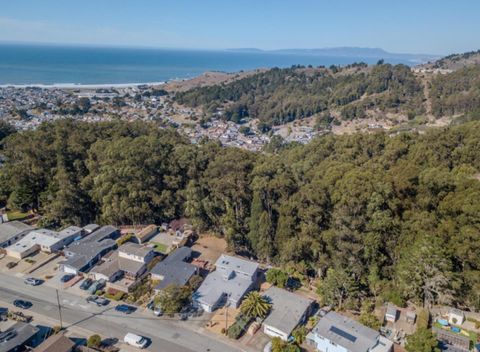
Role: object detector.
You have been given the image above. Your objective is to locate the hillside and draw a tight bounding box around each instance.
[419,49,480,71]
[175,63,426,128]
[173,55,480,131]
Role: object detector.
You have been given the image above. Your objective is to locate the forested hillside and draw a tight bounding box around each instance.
[175,63,425,126]
[174,61,480,128]
[2,119,480,310]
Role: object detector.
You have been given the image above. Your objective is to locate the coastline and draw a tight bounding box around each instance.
[0,81,167,89]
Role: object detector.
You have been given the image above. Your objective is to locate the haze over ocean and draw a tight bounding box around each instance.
[0,44,416,86]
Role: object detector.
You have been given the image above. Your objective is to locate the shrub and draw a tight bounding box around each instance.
[104,291,125,301]
[227,314,251,339]
[87,334,102,348]
[266,268,289,288]
[116,233,133,246]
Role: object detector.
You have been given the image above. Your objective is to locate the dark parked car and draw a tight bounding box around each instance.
[115,304,136,314]
[60,274,74,283]
[13,300,32,309]
[80,278,93,290]
[88,279,106,294]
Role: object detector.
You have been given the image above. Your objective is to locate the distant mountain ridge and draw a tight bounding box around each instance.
[227,46,440,63]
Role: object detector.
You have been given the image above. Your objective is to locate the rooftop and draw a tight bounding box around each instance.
[32,332,75,352]
[61,226,118,271]
[194,255,258,307]
[310,311,383,352]
[118,242,153,259]
[215,254,259,277]
[0,322,39,352]
[151,246,196,290]
[263,286,313,335]
[0,221,34,243]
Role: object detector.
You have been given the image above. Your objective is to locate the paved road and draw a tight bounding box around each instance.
[0,272,249,352]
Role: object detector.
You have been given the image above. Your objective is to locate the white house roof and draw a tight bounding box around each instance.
[310,312,381,352]
[215,254,259,277]
[194,255,259,307]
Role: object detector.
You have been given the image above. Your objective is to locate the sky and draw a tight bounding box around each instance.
[0,0,479,55]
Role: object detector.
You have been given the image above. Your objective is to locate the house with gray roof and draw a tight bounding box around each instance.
[151,246,197,291]
[192,254,259,312]
[89,242,155,292]
[0,221,34,248]
[0,322,41,352]
[60,225,118,275]
[262,286,313,341]
[306,311,393,352]
[6,226,83,259]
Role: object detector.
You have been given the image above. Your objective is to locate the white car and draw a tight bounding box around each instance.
[124,333,148,349]
[24,277,42,286]
[153,306,163,316]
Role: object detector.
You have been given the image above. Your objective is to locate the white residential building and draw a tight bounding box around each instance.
[6,226,82,259]
[306,312,393,352]
[193,254,259,312]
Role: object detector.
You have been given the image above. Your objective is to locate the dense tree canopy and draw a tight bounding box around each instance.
[2,119,480,310]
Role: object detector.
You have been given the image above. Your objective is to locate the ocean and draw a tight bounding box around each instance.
[0,44,415,86]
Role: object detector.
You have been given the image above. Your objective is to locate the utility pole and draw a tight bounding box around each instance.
[56,289,63,330]
[225,302,230,332]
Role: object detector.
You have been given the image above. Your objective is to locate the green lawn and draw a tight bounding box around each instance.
[152,242,168,254]
[6,210,30,221]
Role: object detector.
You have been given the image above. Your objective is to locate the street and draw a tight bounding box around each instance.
[0,272,250,352]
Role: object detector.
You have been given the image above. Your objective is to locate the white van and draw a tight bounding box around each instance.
[124,333,148,349]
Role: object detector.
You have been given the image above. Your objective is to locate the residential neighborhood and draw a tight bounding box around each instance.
[1,214,479,352]
[0,84,323,154]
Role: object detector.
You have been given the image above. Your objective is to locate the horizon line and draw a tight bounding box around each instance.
[0,40,447,57]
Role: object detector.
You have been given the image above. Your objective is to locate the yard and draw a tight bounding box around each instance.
[6,210,30,221]
[151,242,168,254]
[433,321,478,346]
[191,234,227,264]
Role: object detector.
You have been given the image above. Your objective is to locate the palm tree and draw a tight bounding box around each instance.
[240,291,271,319]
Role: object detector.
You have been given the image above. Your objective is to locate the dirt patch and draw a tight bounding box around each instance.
[164,69,267,92]
[205,306,240,335]
[191,234,227,265]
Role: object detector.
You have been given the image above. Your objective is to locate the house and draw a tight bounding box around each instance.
[151,246,197,291]
[448,308,465,325]
[32,332,75,352]
[0,322,41,352]
[306,311,393,352]
[90,243,154,292]
[433,327,470,352]
[0,221,34,249]
[5,226,83,259]
[60,225,118,275]
[193,254,259,312]
[133,225,158,244]
[385,305,398,323]
[262,286,313,341]
[406,310,416,324]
